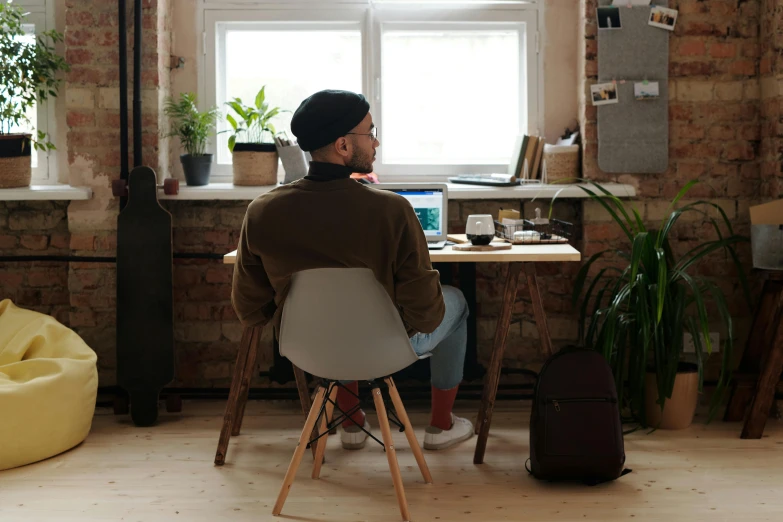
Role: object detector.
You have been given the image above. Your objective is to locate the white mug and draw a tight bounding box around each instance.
[466,214,495,245]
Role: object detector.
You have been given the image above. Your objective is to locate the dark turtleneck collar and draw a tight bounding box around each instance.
[303,161,353,182]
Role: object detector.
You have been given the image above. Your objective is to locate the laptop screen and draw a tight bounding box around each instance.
[387,188,444,237]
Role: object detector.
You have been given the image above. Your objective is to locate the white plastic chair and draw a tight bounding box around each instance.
[273,268,433,522]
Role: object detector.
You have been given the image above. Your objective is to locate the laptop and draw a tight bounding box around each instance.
[373,183,449,250]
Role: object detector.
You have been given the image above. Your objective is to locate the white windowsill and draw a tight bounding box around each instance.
[0,184,93,201]
[160,182,637,200]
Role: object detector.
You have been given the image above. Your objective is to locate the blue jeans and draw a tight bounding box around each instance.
[409,285,469,390]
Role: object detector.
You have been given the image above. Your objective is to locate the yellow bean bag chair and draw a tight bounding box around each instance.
[0,299,98,471]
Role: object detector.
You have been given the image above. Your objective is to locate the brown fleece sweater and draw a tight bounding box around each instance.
[230,162,445,338]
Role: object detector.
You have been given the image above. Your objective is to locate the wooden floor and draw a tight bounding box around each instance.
[2,400,783,522]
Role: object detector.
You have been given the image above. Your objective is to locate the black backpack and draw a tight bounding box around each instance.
[527,346,631,485]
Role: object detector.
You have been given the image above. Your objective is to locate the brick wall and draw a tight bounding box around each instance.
[579,0,765,376]
[0,202,70,325]
[2,0,779,390]
[65,0,171,385]
[760,0,783,200]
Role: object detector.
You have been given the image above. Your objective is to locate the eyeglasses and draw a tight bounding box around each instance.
[346,127,378,140]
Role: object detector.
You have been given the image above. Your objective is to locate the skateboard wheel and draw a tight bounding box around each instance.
[165,394,182,413]
[113,395,129,415]
[130,390,160,427]
[163,178,179,195]
[112,179,127,197]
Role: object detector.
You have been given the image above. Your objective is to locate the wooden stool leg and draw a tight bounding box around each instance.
[372,385,411,522]
[742,318,783,439]
[232,327,260,436]
[473,262,522,465]
[726,280,783,421]
[214,326,258,465]
[384,377,433,484]
[273,385,327,516]
[312,382,338,479]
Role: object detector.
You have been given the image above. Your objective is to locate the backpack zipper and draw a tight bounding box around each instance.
[546,397,617,412]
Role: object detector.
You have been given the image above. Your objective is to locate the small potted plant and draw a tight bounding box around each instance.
[571,180,751,429]
[225,86,282,186]
[0,2,69,188]
[164,92,220,186]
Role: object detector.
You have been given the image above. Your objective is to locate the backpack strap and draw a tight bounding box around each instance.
[583,468,632,486]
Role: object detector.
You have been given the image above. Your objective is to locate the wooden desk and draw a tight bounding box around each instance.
[221,243,580,465]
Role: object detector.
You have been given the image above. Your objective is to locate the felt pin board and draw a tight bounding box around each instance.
[596,0,669,173]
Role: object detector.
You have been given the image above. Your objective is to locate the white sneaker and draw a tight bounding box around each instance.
[340,418,371,450]
[423,414,474,450]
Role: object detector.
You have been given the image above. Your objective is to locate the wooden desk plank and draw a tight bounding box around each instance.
[223,244,580,264]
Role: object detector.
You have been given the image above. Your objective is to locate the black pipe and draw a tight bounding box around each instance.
[132,0,142,168]
[118,0,129,210]
[0,253,225,263]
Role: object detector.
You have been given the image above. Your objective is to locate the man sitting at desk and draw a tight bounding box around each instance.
[231,89,472,450]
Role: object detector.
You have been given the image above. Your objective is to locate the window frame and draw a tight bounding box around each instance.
[199,1,542,183]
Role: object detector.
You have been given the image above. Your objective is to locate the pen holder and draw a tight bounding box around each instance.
[277,143,310,184]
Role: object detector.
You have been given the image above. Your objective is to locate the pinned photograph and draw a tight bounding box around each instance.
[649,6,678,31]
[597,7,622,30]
[591,82,619,106]
[634,81,659,100]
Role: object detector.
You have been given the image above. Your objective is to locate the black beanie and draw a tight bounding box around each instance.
[290,90,370,152]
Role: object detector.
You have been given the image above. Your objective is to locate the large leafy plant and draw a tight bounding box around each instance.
[570,181,751,425]
[225,86,282,152]
[164,92,220,156]
[0,2,69,150]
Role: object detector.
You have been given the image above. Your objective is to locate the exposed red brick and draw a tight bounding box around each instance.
[709,124,736,140]
[205,268,233,285]
[65,10,95,27]
[20,235,49,250]
[0,235,18,249]
[71,234,95,251]
[67,111,95,128]
[680,39,707,56]
[729,60,757,76]
[710,42,737,58]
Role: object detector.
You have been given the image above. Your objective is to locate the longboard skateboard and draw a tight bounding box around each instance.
[116,166,176,426]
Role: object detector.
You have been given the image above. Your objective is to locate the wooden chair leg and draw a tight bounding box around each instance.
[384,376,433,484]
[372,385,412,522]
[215,326,258,466]
[473,262,522,464]
[312,382,338,479]
[273,385,328,516]
[742,318,783,439]
[293,364,312,415]
[232,327,260,436]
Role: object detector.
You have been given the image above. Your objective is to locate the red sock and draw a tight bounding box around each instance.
[430,384,459,430]
[337,381,365,429]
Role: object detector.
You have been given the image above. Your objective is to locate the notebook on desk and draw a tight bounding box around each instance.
[373,183,449,250]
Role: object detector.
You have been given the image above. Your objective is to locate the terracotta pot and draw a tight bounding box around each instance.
[645,363,699,429]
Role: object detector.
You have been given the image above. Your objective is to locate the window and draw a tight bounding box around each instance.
[201,1,541,181]
[1,1,57,183]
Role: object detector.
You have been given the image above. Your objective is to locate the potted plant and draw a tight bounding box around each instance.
[0,2,69,188]
[571,180,751,429]
[225,86,282,186]
[164,92,220,186]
